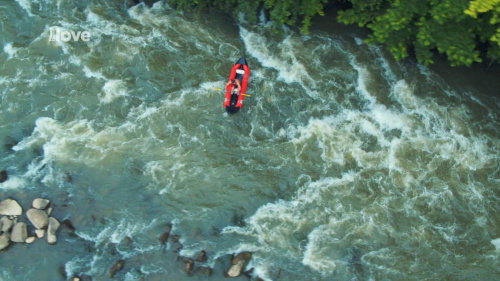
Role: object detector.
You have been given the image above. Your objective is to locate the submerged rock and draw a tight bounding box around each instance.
[32,198,50,210]
[226,252,252,278]
[0,198,22,216]
[194,266,212,277]
[47,217,60,244]
[158,223,172,245]
[0,170,7,183]
[195,250,207,262]
[109,259,125,278]
[169,235,183,252]
[61,219,76,232]
[80,274,92,281]
[0,233,10,251]
[180,258,194,275]
[26,208,49,229]
[10,222,27,242]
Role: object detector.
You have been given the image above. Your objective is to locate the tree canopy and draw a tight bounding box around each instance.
[164,0,500,66]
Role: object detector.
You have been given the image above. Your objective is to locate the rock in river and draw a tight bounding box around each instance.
[226,252,252,277]
[47,217,60,244]
[32,198,50,210]
[0,233,10,251]
[26,208,49,229]
[10,222,27,243]
[0,198,22,216]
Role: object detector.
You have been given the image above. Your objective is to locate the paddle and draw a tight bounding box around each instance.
[212,88,251,97]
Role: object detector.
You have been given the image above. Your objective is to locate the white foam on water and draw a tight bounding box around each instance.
[13,117,128,166]
[15,0,36,16]
[3,43,18,59]
[100,79,128,104]
[0,175,26,190]
[491,238,500,252]
[302,225,338,274]
[239,27,317,96]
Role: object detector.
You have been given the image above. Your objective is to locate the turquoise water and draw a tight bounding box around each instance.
[0,1,499,280]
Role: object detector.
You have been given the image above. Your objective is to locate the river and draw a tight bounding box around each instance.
[0,1,499,280]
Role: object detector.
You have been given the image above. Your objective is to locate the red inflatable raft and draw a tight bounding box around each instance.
[224,56,249,114]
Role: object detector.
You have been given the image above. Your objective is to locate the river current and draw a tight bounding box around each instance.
[0,1,499,280]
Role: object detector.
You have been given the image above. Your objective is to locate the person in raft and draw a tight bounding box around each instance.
[225,79,241,94]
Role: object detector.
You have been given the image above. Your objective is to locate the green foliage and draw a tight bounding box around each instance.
[338,0,500,66]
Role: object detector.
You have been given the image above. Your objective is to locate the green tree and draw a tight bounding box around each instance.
[338,0,500,66]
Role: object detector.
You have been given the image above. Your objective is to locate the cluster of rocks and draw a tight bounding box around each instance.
[0,197,61,251]
[157,224,258,280]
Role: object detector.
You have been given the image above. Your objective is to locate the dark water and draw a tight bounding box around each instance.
[0,1,499,280]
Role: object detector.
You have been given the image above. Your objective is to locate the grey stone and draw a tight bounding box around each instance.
[180,258,194,275]
[226,252,252,278]
[10,222,27,243]
[0,199,22,216]
[0,216,13,232]
[195,250,207,262]
[32,198,50,210]
[35,229,45,238]
[0,232,10,251]
[26,208,49,229]
[47,217,60,244]
[25,236,36,244]
[109,260,125,278]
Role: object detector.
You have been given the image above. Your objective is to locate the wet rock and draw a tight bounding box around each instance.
[80,274,92,281]
[47,217,60,244]
[158,223,172,245]
[0,198,22,216]
[254,277,264,281]
[0,232,10,251]
[64,172,72,183]
[61,219,76,232]
[195,250,207,262]
[109,259,125,278]
[35,229,45,238]
[226,252,252,278]
[26,208,49,229]
[0,216,13,232]
[0,170,7,183]
[70,277,80,281]
[47,207,53,216]
[169,235,183,252]
[180,258,194,275]
[10,222,27,242]
[32,198,50,210]
[194,266,212,277]
[117,236,133,252]
[25,236,36,244]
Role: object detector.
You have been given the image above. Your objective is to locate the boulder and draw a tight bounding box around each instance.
[195,250,207,262]
[0,198,22,216]
[80,275,92,281]
[70,277,80,281]
[226,252,252,278]
[47,217,60,244]
[109,259,125,278]
[158,223,172,245]
[180,258,194,275]
[0,232,10,251]
[35,229,45,238]
[0,170,7,183]
[61,219,76,232]
[194,266,212,277]
[26,208,49,229]
[32,198,50,210]
[10,222,27,242]
[25,236,36,244]
[0,216,13,232]
[169,235,183,252]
